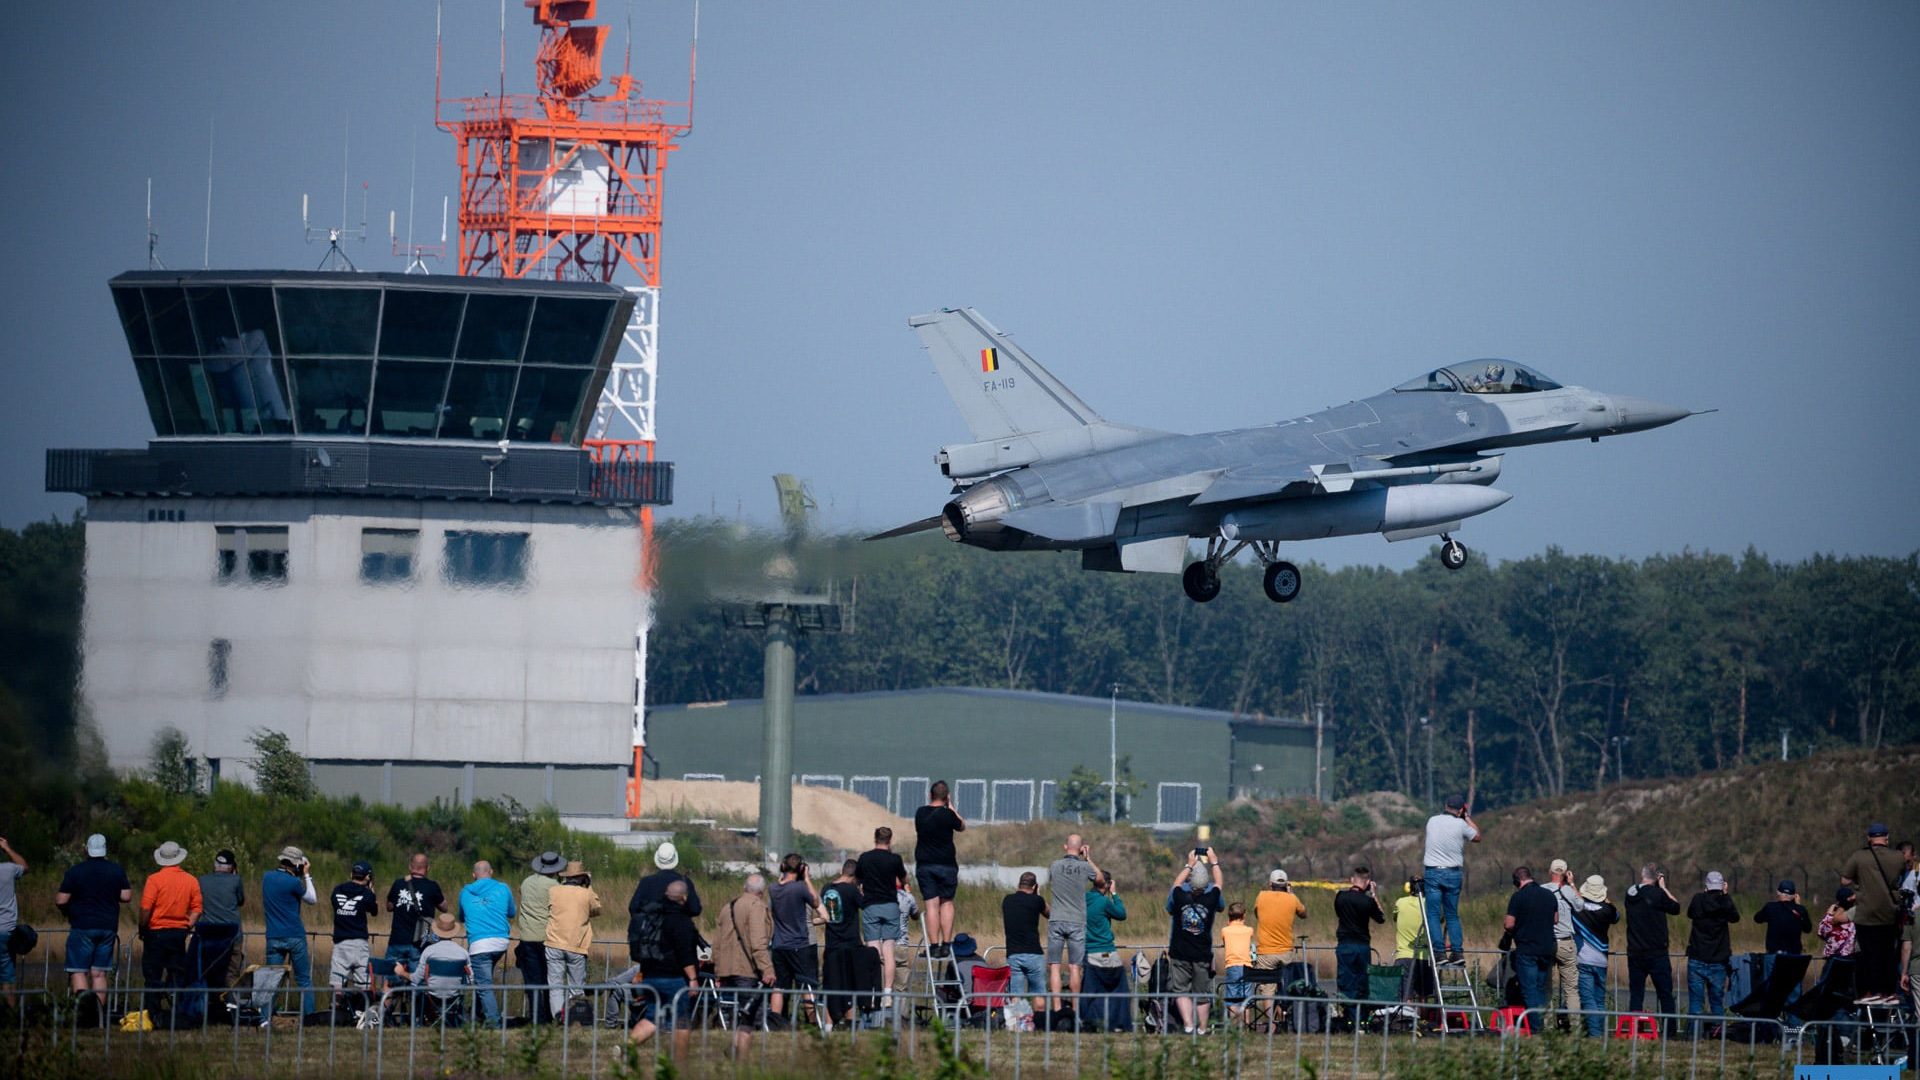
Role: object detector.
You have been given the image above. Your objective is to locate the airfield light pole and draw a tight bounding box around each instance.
[1108,683,1120,823]
[759,607,797,859]
[1313,702,1327,802]
[1420,716,1433,807]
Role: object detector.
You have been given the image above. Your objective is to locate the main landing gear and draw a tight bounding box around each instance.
[1181,537,1301,604]
[1439,534,1468,571]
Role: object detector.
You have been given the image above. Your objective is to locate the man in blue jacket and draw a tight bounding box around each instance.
[459,861,519,1026]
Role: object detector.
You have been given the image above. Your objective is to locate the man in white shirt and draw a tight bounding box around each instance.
[1421,794,1481,965]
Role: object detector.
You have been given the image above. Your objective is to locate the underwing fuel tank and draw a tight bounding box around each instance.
[1220,483,1513,542]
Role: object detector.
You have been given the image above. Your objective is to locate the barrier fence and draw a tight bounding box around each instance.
[3,978,1912,1078]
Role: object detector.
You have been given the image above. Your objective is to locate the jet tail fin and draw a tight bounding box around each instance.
[909,308,1103,442]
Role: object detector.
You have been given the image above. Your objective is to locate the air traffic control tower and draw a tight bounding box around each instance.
[46,270,672,813]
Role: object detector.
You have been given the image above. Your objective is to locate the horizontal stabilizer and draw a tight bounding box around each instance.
[1000,501,1122,542]
[863,515,944,542]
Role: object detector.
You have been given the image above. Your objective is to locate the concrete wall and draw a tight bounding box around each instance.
[80,495,646,812]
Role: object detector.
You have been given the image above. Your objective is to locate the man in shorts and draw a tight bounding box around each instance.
[57,833,131,1008]
[768,854,822,1024]
[854,827,907,1000]
[1047,833,1101,1013]
[913,781,966,956]
[0,836,26,1009]
[329,862,379,1005]
[1165,847,1225,1033]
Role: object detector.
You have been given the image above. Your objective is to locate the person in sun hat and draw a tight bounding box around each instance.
[411,911,471,1008]
[544,861,602,1017]
[627,842,702,958]
[138,841,201,1013]
[1571,875,1617,1037]
[515,851,566,1023]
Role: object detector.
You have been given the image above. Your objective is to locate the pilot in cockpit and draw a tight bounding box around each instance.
[1469,362,1507,393]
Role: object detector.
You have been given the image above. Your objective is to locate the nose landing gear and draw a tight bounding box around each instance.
[1439,534,1468,571]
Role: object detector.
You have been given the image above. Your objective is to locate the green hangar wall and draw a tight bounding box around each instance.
[644,688,1327,828]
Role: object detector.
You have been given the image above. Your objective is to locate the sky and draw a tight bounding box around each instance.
[2,2,1916,569]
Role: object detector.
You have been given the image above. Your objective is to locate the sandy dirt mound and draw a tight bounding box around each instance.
[644,779,910,853]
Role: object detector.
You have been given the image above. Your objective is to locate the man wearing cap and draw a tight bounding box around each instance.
[1544,858,1582,1028]
[411,911,472,1017]
[629,841,703,925]
[1254,869,1307,973]
[459,861,518,1026]
[138,841,202,1013]
[1571,875,1617,1037]
[0,836,25,1010]
[328,862,379,1005]
[1752,880,1811,957]
[544,861,601,1018]
[1839,821,1907,1005]
[263,846,319,1014]
[516,851,565,1023]
[1422,795,1480,965]
[1684,870,1739,1035]
[195,850,246,991]
[56,833,131,1006]
[386,854,447,973]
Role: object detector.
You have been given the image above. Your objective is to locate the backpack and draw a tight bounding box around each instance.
[629,900,667,965]
[8,924,37,957]
[565,997,596,1026]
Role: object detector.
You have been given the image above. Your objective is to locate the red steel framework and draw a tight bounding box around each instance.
[438,0,693,817]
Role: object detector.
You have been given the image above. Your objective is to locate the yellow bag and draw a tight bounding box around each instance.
[118,1009,154,1032]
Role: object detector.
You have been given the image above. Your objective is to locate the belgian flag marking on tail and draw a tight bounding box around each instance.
[980,347,1000,373]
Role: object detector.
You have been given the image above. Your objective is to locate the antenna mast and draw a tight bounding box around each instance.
[146,178,166,270]
[389,132,447,273]
[303,119,368,271]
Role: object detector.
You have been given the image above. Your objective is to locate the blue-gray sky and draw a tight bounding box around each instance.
[3,2,1916,568]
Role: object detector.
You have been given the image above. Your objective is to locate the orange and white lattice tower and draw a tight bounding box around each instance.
[438,0,694,816]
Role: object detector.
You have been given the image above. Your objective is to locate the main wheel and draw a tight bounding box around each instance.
[1440,539,1467,571]
[1263,560,1302,603]
[1182,562,1221,603]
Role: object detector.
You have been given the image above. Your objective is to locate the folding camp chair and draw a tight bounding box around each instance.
[422,958,471,1027]
[966,965,1012,1027]
[230,964,289,1026]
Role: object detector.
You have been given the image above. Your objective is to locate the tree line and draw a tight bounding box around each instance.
[4,515,1915,822]
[648,521,1920,810]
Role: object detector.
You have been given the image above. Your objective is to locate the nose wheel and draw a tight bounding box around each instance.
[1440,534,1468,571]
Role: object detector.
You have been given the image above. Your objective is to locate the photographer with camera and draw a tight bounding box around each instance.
[1839,821,1909,1006]
[1333,865,1386,1005]
[1623,863,1680,1019]
[1165,844,1225,1033]
[1047,833,1101,1014]
[768,853,822,1024]
[262,846,318,1014]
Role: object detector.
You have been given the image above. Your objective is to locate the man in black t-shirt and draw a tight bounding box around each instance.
[854,828,908,992]
[1001,871,1050,1011]
[1331,865,1386,1004]
[631,879,702,1058]
[385,853,447,969]
[1752,879,1812,955]
[1503,866,1559,1012]
[819,861,869,1025]
[1165,849,1225,1033]
[1622,863,1681,1017]
[329,862,379,997]
[914,781,966,956]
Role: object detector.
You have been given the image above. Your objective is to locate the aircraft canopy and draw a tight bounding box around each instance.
[1393,360,1562,395]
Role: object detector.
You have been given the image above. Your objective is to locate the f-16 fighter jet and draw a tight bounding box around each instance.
[871,308,1700,603]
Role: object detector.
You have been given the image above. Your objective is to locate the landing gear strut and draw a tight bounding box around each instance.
[1182,536,1303,604]
[1439,534,1468,571]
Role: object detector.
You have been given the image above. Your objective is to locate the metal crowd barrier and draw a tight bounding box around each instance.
[6,977,1906,1079]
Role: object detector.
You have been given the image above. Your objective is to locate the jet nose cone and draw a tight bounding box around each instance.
[1608,395,1692,433]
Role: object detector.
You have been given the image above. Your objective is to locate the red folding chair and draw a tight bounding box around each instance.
[968,965,1012,1023]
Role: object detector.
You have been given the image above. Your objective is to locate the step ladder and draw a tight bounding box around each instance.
[1418,894,1483,1033]
[917,941,968,1029]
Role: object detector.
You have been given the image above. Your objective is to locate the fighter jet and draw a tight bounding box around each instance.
[870,308,1700,603]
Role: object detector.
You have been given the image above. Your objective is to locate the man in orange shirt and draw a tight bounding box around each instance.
[1254,869,1308,967]
[139,841,203,1013]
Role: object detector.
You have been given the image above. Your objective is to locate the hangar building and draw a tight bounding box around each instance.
[47,270,672,813]
[644,687,1328,828]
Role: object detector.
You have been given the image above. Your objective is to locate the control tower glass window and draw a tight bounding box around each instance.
[524,297,613,366]
[279,288,380,357]
[371,361,453,437]
[379,291,466,360]
[457,294,534,362]
[508,367,593,443]
[443,366,518,441]
[215,526,289,585]
[289,359,373,436]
